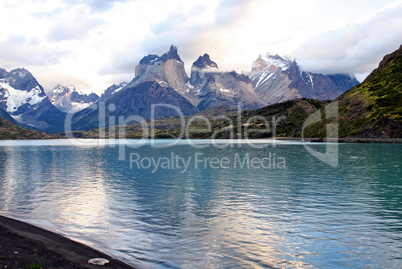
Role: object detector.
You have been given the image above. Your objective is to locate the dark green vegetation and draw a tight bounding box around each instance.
[0,117,55,140]
[62,106,240,139]
[302,45,402,139]
[63,100,328,139]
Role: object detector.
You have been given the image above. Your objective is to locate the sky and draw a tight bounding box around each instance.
[0,0,401,94]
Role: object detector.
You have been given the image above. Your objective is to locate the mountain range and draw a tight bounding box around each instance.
[0,45,369,134]
[66,44,402,140]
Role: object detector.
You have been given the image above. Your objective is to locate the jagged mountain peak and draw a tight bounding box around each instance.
[52,84,76,94]
[139,45,183,64]
[192,54,218,69]
[0,68,33,81]
[131,45,189,95]
[0,67,47,114]
[161,44,182,62]
[0,67,44,94]
[10,68,30,77]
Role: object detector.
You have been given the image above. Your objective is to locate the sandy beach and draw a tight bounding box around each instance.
[0,215,135,269]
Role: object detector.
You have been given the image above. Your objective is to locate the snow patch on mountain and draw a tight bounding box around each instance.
[255,72,275,87]
[219,88,234,94]
[0,82,45,113]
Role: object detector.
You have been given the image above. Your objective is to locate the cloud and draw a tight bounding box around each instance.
[72,0,130,12]
[1,0,400,94]
[214,0,250,26]
[293,2,402,75]
[150,12,189,35]
[47,17,106,41]
[97,48,140,76]
[0,35,70,67]
[99,1,219,76]
[129,0,266,74]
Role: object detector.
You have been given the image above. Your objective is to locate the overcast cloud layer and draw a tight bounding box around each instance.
[0,0,401,93]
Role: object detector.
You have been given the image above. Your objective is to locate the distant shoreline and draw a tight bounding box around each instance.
[0,137,401,144]
[0,215,135,269]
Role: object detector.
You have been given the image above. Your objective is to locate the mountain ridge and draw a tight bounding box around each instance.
[69,45,401,140]
[0,45,392,136]
[70,81,199,131]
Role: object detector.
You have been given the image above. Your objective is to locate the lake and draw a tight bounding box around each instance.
[0,139,401,268]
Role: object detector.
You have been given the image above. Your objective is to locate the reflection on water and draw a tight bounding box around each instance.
[0,141,401,268]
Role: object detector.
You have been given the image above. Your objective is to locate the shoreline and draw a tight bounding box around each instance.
[0,137,401,144]
[0,215,135,269]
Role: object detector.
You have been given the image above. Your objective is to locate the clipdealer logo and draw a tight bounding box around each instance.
[64,101,339,169]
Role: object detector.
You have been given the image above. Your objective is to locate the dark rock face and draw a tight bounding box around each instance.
[139,54,160,64]
[189,54,218,86]
[328,74,361,92]
[159,45,183,63]
[247,53,360,104]
[0,107,40,130]
[71,81,199,131]
[192,54,218,69]
[139,45,182,65]
[0,68,66,133]
[0,107,16,123]
[71,91,99,103]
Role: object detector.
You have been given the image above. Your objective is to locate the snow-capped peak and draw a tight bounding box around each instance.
[256,53,294,71]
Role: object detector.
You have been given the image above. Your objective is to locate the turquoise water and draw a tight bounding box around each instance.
[0,140,401,268]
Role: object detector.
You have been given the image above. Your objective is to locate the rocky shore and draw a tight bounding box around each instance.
[0,215,134,269]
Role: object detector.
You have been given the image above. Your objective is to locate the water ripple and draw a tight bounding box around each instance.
[0,142,401,268]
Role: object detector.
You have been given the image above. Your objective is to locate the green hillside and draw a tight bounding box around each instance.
[303,45,402,139]
[0,117,54,140]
